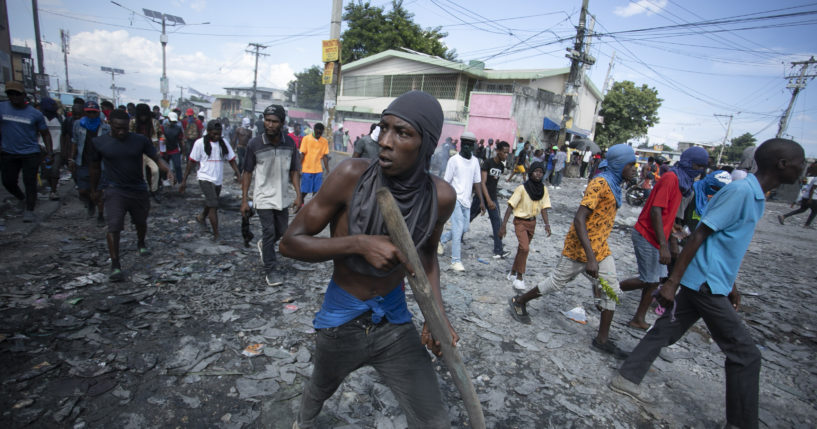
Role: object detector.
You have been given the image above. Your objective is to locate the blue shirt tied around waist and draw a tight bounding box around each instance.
[313,279,413,329]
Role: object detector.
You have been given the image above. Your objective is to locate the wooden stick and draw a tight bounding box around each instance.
[376,188,486,429]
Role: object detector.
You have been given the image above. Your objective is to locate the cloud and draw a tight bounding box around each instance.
[16,29,295,105]
[614,0,668,18]
[172,0,207,13]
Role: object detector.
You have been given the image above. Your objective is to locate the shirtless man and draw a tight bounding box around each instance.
[280,91,457,429]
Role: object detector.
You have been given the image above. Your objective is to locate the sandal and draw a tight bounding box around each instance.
[508,297,531,324]
[591,338,629,360]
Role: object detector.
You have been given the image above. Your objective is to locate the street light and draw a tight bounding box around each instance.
[143,8,185,111]
[142,9,209,112]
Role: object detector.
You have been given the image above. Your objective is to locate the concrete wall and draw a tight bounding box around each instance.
[574,82,599,132]
[509,86,564,149]
[440,122,466,148]
[465,92,517,146]
[528,74,566,94]
[288,108,322,122]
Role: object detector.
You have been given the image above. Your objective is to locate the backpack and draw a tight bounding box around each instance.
[184,118,199,140]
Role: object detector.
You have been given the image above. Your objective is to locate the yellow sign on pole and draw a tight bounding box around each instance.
[322,39,340,63]
[322,62,335,85]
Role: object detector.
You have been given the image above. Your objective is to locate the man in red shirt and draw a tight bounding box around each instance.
[620,147,709,330]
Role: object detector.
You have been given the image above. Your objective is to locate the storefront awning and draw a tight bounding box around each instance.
[567,127,590,138]
[543,117,560,131]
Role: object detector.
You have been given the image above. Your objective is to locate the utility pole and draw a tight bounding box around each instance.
[177,85,186,104]
[60,29,70,92]
[715,114,733,166]
[590,50,614,137]
[322,0,343,129]
[777,56,817,138]
[32,0,47,96]
[557,0,595,147]
[247,43,268,116]
[101,66,125,106]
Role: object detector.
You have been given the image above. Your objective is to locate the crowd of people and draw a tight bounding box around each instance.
[1,81,814,429]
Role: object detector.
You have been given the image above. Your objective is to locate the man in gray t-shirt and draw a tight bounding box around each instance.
[241,104,302,286]
[353,123,380,160]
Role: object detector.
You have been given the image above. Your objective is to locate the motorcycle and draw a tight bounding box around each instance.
[624,178,650,206]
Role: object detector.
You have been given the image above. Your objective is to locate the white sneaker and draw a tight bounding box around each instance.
[555,186,561,189]
[513,278,526,291]
[450,262,465,272]
[437,242,444,255]
[493,250,511,259]
[506,271,514,281]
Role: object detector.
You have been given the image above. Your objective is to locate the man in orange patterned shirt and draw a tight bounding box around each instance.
[509,143,638,359]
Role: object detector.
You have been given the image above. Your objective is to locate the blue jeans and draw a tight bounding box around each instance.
[469,196,503,255]
[162,152,183,183]
[552,170,563,186]
[543,168,553,183]
[440,200,469,263]
[487,205,503,255]
[298,318,449,428]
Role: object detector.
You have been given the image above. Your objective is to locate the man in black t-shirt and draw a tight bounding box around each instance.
[470,140,511,258]
[89,109,174,282]
[507,141,530,182]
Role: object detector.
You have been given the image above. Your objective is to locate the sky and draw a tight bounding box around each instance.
[7,0,817,156]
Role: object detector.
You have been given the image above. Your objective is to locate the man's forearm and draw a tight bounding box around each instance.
[153,155,171,175]
[290,171,301,200]
[241,172,252,201]
[182,162,193,182]
[574,208,596,262]
[473,183,485,206]
[42,132,53,154]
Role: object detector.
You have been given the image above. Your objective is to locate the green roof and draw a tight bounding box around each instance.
[343,49,602,100]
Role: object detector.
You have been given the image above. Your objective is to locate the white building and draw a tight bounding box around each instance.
[336,49,602,148]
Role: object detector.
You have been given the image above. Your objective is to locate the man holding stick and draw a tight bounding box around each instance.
[280,91,458,429]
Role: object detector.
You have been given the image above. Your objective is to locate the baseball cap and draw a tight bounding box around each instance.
[84,100,100,112]
[4,81,25,94]
[186,108,195,116]
[168,112,178,122]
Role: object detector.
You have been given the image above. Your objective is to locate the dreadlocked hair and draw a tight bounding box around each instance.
[204,120,229,158]
[135,103,155,139]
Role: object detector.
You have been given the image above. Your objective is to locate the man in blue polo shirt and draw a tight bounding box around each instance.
[609,138,806,429]
[0,81,54,222]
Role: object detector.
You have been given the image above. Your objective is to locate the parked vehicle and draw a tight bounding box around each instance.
[625,178,651,206]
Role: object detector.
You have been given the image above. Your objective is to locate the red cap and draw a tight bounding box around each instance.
[186,108,195,116]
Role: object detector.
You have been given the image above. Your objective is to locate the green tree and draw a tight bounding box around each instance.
[722,132,756,164]
[595,80,662,147]
[286,65,324,111]
[341,0,456,64]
